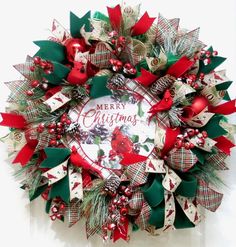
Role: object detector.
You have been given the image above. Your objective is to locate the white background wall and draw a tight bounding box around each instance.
[0,0,235,246]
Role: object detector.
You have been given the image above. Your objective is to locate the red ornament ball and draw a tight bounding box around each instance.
[65,38,87,63]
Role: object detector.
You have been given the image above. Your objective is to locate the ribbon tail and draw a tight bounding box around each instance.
[214,136,235,155]
[131,12,156,36]
[107,5,122,31]
[12,141,38,166]
[167,56,194,78]
[113,218,129,242]
[208,99,236,115]
[69,165,83,201]
[135,68,158,87]
[0,113,26,129]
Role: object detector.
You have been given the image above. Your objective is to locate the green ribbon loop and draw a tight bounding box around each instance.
[70,11,91,38]
[89,76,112,98]
[148,201,165,228]
[142,175,164,207]
[143,172,198,229]
[40,147,71,203]
[40,147,71,168]
[175,173,197,197]
[34,40,66,63]
[93,11,109,23]
[166,53,179,68]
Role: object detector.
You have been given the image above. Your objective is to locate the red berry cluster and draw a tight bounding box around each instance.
[175,128,208,150]
[102,185,132,239]
[109,59,136,75]
[194,49,218,65]
[26,56,54,96]
[50,200,66,221]
[36,113,71,147]
[109,31,126,55]
[31,56,53,74]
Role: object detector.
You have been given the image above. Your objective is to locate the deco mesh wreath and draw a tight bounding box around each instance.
[1,3,235,242]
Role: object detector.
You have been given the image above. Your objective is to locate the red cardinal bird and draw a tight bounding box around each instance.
[47,173,58,180]
[71,182,81,191]
[148,89,173,121]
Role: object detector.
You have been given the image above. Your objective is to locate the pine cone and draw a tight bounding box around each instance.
[90,124,109,141]
[72,88,86,101]
[108,74,126,88]
[104,175,121,193]
[65,123,80,135]
[149,74,175,95]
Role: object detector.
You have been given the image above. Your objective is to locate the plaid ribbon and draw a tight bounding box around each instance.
[166,147,198,172]
[5,80,30,103]
[129,191,144,210]
[206,150,228,170]
[196,179,223,212]
[86,221,102,239]
[67,199,81,227]
[36,130,52,151]
[156,14,179,47]
[23,101,43,122]
[13,56,38,81]
[126,161,148,186]
[176,28,205,58]
[85,42,115,69]
[135,201,151,230]
[125,79,170,128]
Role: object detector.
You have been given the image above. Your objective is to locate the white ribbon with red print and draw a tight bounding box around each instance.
[44,91,71,112]
[42,159,83,200]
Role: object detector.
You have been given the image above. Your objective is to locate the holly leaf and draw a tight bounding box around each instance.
[144,137,154,143]
[131,135,139,143]
[121,94,130,102]
[45,200,52,214]
[44,62,71,84]
[94,136,101,145]
[199,47,226,74]
[70,11,91,38]
[141,144,149,152]
[97,149,105,157]
[34,40,66,63]
[137,101,144,117]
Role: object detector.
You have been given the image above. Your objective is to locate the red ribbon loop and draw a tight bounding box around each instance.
[120,153,148,166]
[131,12,156,36]
[107,5,122,31]
[13,140,38,166]
[161,127,180,158]
[0,113,26,129]
[135,68,158,87]
[167,56,194,78]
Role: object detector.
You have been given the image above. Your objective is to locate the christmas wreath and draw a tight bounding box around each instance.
[1,3,235,242]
